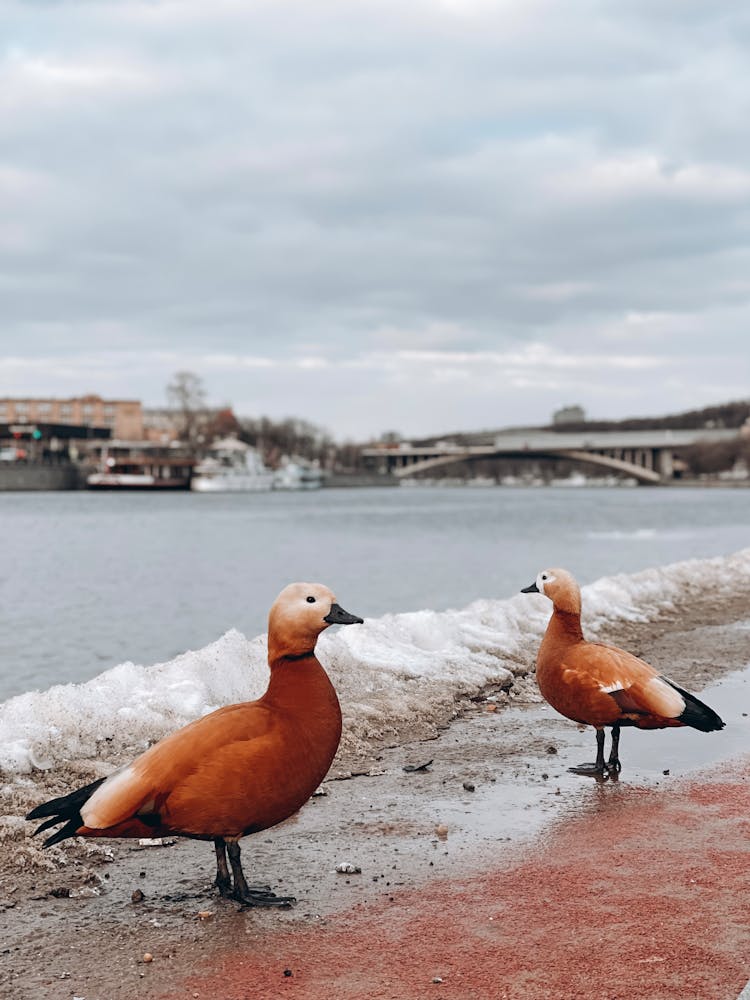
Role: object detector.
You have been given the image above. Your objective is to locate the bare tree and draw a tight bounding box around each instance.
[166,371,207,450]
[239,415,334,467]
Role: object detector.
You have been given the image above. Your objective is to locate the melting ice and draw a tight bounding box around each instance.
[2,548,749,778]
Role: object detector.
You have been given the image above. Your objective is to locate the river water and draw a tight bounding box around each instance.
[0,485,748,701]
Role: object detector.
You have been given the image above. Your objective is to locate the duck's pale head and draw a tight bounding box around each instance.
[268,582,364,659]
[521,567,581,614]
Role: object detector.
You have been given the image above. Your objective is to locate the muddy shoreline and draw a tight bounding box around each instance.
[2,586,750,1000]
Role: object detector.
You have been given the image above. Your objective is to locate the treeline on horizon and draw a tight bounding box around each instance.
[203,408,362,470]
[166,370,360,469]
[418,398,750,446]
[541,399,750,434]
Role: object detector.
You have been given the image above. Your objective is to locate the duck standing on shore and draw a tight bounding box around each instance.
[521,568,724,775]
[26,582,363,906]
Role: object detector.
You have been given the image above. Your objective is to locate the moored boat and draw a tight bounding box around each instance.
[273,458,324,490]
[85,442,194,490]
[190,437,275,493]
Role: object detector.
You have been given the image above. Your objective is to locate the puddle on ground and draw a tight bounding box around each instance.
[332,646,750,876]
[622,660,750,778]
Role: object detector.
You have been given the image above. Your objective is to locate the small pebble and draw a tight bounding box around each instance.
[283,969,293,977]
[546,745,558,755]
[197,910,214,921]
[70,886,100,899]
[663,769,670,776]
[485,704,497,713]
[143,953,153,964]
[335,862,362,874]
[131,889,145,903]
[432,976,444,983]
[435,824,449,841]
[462,781,475,792]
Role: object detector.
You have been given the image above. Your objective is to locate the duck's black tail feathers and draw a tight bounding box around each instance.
[666,679,725,732]
[25,776,106,848]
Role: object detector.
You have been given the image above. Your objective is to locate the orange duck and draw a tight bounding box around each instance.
[26,582,363,906]
[521,568,724,776]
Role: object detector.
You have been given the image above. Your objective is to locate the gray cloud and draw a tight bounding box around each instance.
[1,0,749,436]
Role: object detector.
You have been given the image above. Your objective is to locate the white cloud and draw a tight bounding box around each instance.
[0,0,748,435]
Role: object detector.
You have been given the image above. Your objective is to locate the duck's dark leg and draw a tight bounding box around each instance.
[226,840,296,908]
[608,724,622,774]
[569,728,607,776]
[213,838,232,897]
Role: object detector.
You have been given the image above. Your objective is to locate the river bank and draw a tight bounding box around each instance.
[2,576,750,1000]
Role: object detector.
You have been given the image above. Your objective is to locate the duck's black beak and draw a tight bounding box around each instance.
[324,603,364,625]
[521,582,539,594]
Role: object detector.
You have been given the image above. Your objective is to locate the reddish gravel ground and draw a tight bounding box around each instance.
[172,762,750,1000]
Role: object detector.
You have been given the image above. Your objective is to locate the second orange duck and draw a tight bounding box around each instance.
[521,567,724,775]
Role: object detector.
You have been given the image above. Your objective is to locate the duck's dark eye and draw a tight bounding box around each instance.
[541,574,548,581]
[306,596,316,603]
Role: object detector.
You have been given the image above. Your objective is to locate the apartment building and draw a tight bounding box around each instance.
[0,395,143,440]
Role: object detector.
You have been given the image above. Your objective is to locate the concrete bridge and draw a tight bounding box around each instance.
[362,428,739,485]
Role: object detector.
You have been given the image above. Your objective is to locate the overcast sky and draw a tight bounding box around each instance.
[2,1,749,439]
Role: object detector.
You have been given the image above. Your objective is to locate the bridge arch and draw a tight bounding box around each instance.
[392,448,661,485]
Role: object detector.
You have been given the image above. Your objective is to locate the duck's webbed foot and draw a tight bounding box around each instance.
[568,729,611,779]
[568,761,607,776]
[224,839,297,909]
[234,887,296,909]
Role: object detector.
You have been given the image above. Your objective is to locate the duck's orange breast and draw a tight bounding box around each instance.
[80,656,342,840]
[537,642,625,727]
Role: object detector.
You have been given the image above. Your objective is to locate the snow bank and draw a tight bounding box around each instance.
[2,548,749,777]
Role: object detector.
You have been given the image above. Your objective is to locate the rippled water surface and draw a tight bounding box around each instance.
[1,486,748,699]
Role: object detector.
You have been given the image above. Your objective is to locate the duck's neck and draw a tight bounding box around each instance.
[262,652,342,790]
[542,607,584,647]
[264,652,340,714]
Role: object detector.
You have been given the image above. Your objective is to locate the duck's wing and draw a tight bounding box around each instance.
[80,702,274,831]
[562,643,686,721]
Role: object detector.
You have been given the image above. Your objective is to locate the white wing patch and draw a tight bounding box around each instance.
[644,676,685,717]
[80,763,141,829]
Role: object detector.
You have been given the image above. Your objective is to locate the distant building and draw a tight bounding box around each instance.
[0,394,143,439]
[142,406,240,445]
[142,408,182,444]
[553,405,586,426]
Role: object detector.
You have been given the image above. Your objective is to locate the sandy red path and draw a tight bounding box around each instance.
[172,767,750,1000]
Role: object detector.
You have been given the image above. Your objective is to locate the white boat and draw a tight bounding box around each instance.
[191,437,274,493]
[273,458,324,490]
[86,442,194,490]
